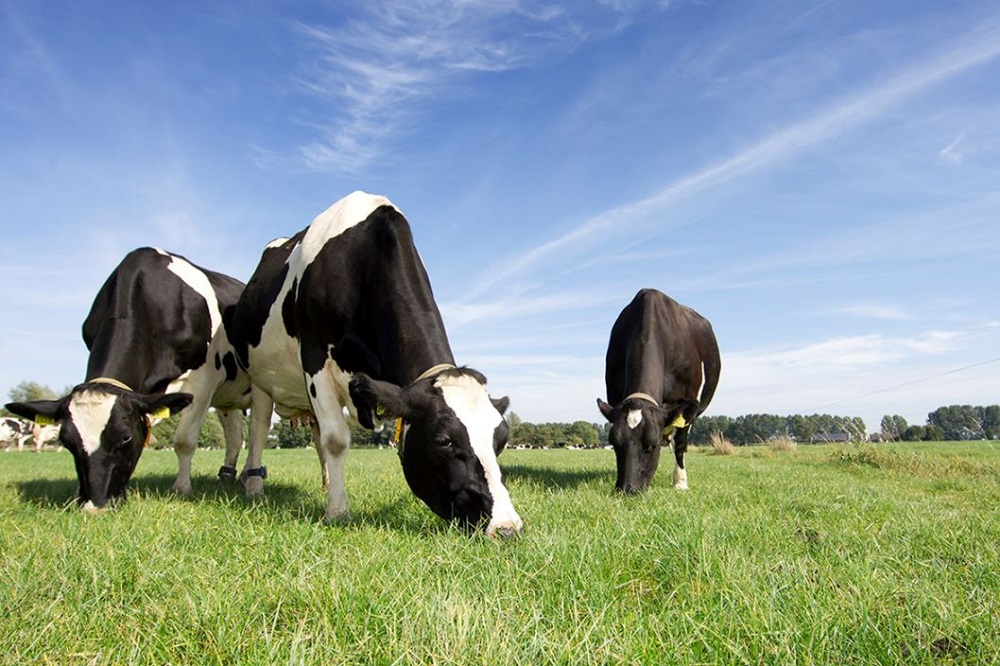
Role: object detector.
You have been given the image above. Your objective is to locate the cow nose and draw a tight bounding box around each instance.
[486,518,523,539]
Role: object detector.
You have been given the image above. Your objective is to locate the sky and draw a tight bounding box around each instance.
[1,0,998,433]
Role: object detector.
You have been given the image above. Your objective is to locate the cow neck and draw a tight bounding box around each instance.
[370,278,455,389]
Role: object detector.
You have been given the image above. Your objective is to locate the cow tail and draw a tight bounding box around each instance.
[696,326,722,417]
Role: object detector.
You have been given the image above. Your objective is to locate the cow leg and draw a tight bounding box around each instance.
[240,387,274,498]
[311,422,330,489]
[306,364,352,523]
[171,396,213,496]
[316,414,351,522]
[216,408,245,485]
[673,427,690,490]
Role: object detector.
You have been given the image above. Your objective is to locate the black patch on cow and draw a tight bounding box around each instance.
[282,277,298,340]
[81,247,247,394]
[227,233,303,370]
[310,382,317,399]
[221,352,239,382]
[215,352,222,370]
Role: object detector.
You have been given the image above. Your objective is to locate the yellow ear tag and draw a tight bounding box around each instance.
[35,414,56,426]
[671,414,688,428]
[150,406,171,420]
[376,404,386,418]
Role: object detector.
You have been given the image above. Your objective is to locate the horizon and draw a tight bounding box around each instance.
[2,1,998,433]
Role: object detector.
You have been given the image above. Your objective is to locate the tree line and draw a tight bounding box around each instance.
[4,380,997,448]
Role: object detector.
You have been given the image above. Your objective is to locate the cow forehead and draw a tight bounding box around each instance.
[435,375,501,429]
[67,390,119,455]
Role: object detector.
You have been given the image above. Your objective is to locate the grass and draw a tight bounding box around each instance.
[1,442,999,664]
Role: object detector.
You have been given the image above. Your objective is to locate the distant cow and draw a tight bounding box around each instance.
[228,191,522,536]
[6,248,251,510]
[0,418,34,452]
[597,289,721,493]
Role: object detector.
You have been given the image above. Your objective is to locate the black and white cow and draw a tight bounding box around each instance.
[0,417,35,452]
[228,191,522,536]
[597,289,721,493]
[5,248,251,510]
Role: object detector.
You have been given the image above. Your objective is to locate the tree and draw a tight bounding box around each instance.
[566,421,600,447]
[150,409,226,449]
[927,405,981,440]
[270,420,312,448]
[880,415,908,442]
[787,415,814,443]
[4,381,60,415]
[982,405,1000,439]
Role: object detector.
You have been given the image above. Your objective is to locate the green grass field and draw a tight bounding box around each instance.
[1,442,998,665]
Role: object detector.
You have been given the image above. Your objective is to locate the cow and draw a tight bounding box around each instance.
[597,288,721,494]
[1,417,35,452]
[5,248,251,510]
[227,190,522,537]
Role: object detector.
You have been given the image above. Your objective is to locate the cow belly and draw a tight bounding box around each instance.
[246,335,312,415]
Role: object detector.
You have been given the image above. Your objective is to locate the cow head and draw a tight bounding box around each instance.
[5,381,192,510]
[350,367,522,537]
[597,396,699,493]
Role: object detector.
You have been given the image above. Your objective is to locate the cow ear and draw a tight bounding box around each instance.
[5,400,64,426]
[349,373,407,430]
[137,392,194,419]
[491,395,510,416]
[597,398,616,422]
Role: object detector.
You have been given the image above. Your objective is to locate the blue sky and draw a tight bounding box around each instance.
[2,0,998,433]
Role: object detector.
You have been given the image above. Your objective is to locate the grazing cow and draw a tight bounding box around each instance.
[0,418,35,452]
[597,289,721,493]
[5,248,251,510]
[228,191,522,536]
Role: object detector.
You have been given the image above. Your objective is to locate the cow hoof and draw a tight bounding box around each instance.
[80,501,106,515]
[241,476,265,497]
[674,482,689,491]
[324,510,351,525]
[171,481,193,497]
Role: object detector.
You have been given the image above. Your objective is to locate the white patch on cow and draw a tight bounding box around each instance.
[438,374,522,535]
[298,191,394,268]
[156,249,222,334]
[627,409,642,429]
[68,389,117,455]
[307,356,354,521]
[674,465,689,490]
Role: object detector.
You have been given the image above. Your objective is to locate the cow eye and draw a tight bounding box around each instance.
[437,436,453,448]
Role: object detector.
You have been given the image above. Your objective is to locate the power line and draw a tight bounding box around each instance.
[810,355,1000,412]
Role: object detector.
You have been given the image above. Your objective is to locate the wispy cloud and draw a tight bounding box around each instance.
[939,132,965,164]
[817,303,912,320]
[290,1,665,173]
[726,331,965,385]
[464,24,1000,299]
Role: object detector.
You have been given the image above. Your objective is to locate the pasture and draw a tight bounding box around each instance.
[1,442,998,665]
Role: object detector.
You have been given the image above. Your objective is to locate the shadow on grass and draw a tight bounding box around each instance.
[503,463,612,490]
[12,473,459,535]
